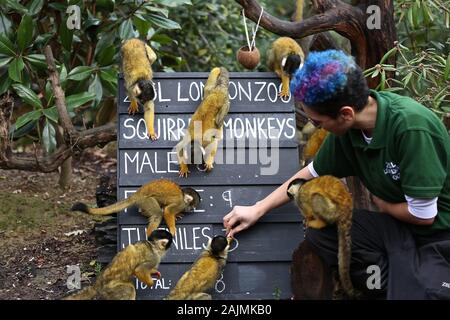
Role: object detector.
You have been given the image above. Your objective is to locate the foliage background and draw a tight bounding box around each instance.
[0,0,448,155]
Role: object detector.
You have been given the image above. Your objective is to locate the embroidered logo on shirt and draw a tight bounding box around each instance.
[384,162,400,181]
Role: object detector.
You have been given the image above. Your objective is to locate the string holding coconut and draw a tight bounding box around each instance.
[236,7,264,70]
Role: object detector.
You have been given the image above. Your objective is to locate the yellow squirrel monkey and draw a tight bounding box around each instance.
[63,229,172,300]
[165,235,232,300]
[287,176,357,298]
[267,37,305,98]
[71,179,200,237]
[121,38,158,140]
[175,67,230,178]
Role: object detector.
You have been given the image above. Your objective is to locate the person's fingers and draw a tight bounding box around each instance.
[223,208,235,224]
[228,223,247,238]
[225,215,239,234]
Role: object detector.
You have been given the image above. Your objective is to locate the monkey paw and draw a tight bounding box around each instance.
[205,162,214,171]
[128,100,139,114]
[148,132,158,141]
[179,169,190,178]
[278,88,290,99]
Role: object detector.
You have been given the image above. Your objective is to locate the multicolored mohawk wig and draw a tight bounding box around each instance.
[290,50,357,106]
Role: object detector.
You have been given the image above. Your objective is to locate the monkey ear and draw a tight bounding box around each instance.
[281,56,287,68]
[184,194,194,203]
[159,238,169,248]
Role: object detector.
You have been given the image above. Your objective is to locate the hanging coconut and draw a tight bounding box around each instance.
[237,8,264,70]
[237,45,260,70]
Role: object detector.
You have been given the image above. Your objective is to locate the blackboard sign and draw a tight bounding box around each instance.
[117,72,303,300]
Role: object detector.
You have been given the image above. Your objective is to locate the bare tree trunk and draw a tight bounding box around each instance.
[55,125,72,189]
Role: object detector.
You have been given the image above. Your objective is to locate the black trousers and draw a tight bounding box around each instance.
[305,209,450,299]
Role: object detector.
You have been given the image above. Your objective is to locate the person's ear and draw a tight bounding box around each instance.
[339,106,354,121]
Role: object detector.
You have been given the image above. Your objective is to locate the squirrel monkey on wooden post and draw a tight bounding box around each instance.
[63,229,172,300]
[175,67,230,177]
[121,38,158,140]
[71,179,200,237]
[287,176,357,298]
[165,235,232,300]
[267,37,305,98]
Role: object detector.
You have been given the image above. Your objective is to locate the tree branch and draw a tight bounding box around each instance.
[235,0,368,67]
[44,45,76,137]
[0,123,116,172]
[236,0,362,39]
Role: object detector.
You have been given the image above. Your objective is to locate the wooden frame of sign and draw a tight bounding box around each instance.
[117,72,303,299]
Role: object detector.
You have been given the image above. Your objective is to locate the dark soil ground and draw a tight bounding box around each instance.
[0,147,116,300]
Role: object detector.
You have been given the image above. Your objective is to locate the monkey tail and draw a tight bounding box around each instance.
[337,223,356,298]
[71,196,136,216]
[62,286,97,300]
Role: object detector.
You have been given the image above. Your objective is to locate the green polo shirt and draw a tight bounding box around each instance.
[313,89,450,235]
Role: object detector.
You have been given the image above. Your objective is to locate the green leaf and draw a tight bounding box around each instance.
[0,34,16,56]
[66,92,96,111]
[371,68,380,78]
[8,57,24,82]
[379,47,397,64]
[380,71,386,90]
[152,0,192,7]
[422,2,433,25]
[151,34,174,45]
[147,14,180,30]
[42,119,57,153]
[133,15,151,37]
[28,0,45,15]
[145,6,169,18]
[96,45,115,66]
[48,3,66,11]
[24,54,47,70]
[17,15,33,51]
[67,66,95,81]
[0,11,12,34]
[88,75,103,108]
[96,0,115,12]
[444,54,450,81]
[5,0,28,14]
[94,32,115,58]
[403,72,413,86]
[14,110,42,130]
[99,69,117,84]
[60,20,73,51]
[0,56,12,68]
[59,64,68,83]
[119,19,135,39]
[43,106,59,123]
[407,7,415,28]
[0,76,12,95]
[12,83,43,109]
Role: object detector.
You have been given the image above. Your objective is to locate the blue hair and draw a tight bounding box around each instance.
[290,50,357,106]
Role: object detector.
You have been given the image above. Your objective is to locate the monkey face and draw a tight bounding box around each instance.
[282,54,303,76]
[135,79,156,103]
[209,235,230,257]
[148,229,173,250]
[182,187,201,211]
[287,178,307,199]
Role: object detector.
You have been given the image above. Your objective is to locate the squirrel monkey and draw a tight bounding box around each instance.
[165,236,232,300]
[175,67,230,177]
[287,176,357,298]
[121,38,158,140]
[267,37,305,98]
[303,128,329,165]
[71,179,200,237]
[63,229,172,300]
